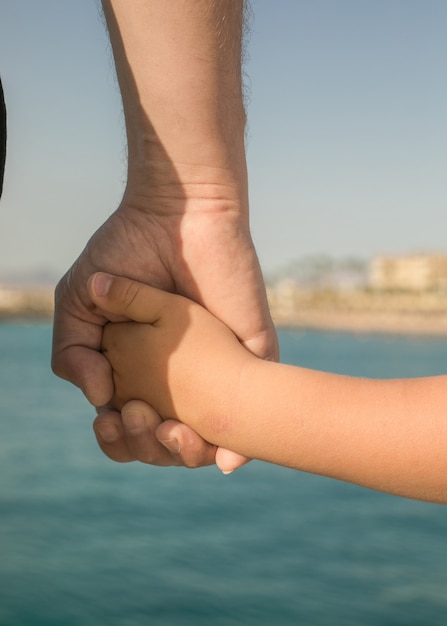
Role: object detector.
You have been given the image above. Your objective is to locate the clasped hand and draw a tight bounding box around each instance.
[97,273,254,450]
[51,204,278,471]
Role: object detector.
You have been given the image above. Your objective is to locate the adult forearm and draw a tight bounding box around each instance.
[102,0,248,201]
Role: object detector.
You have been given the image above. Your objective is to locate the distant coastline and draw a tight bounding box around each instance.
[272,309,447,336]
[268,286,447,336]
[2,285,447,336]
[0,286,54,321]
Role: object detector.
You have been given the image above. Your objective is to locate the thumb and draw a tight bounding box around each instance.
[88,272,175,323]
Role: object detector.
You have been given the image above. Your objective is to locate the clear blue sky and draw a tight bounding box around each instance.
[1,0,446,281]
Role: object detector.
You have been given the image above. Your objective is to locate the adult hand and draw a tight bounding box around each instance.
[52,0,279,472]
[52,197,278,471]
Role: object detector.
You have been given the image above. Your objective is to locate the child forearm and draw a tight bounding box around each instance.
[214,361,447,503]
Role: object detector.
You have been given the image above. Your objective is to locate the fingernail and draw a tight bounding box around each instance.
[123,411,147,435]
[221,469,235,475]
[96,423,121,443]
[92,272,113,297]
[159,438,181,455]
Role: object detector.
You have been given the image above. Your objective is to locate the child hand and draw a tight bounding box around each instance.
[96,274,254,444]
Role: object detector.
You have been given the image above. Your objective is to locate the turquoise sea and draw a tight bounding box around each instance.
[1,323,447,626]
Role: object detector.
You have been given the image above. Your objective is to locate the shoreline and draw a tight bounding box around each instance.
[268,287,447,337]
[1,286,447,337]
[272,310,447,337]
[0,287,54,321]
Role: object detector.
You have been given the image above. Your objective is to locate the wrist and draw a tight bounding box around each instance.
[123,158,249,217]
[214,356,269,457]
[124,107,247,212]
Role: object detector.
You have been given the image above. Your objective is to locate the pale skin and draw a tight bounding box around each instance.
[90,272,447,504]
[51,0,278,471]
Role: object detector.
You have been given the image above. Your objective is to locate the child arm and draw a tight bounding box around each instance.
[92,273,447,503]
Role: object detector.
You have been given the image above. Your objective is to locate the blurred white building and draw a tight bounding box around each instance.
[369,254,447,292]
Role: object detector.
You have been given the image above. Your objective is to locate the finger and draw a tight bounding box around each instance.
[93,409,136,463]
[96,403,216,468]
[243,329,280,364]
[156,420,217,468]
[52,305,114,407]
[121,401,182,466]
[87,272,178,323]
[94,404,181,466]
[215,447,251,474]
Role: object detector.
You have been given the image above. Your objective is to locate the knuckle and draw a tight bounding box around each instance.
[50,353,65,378]
[139,452,158,465]
[184,458,202,469]
[53,272,70,305]
[115,279,140,312]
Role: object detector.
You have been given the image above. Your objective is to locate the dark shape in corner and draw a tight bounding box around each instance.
[0,77,6,199]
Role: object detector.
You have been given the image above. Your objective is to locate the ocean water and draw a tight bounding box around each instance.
[1,323,447,626]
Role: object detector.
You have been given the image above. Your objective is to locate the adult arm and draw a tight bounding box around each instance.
[51,0,278,470]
